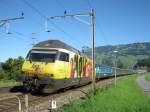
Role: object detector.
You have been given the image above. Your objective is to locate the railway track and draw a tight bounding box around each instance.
[0,76,124,112]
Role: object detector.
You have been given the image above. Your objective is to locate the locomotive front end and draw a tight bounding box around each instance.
[21,49,58,92]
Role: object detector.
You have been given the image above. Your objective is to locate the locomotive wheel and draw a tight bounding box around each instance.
[23,82,32,92]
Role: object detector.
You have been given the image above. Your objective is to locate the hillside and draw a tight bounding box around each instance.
[85,42,150,68]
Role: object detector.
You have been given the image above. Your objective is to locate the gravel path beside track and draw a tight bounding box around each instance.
[137,74,150,96]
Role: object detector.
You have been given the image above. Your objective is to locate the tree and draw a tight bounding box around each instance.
[101,57,114,66]
[0,69,5,80]
[2,56,24,80]
[135,57,150,68]
[117,59,124,68]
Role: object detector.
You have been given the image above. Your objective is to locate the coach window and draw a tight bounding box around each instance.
[59,52,69,62]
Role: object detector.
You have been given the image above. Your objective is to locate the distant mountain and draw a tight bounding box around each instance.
[85,42,150,68]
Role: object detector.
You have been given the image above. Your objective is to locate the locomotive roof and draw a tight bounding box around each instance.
[33,40,80,54]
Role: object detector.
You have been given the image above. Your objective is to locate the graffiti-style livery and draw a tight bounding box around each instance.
[21,40,92,92]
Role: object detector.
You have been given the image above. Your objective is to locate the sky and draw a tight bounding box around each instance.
[0,0,150,61]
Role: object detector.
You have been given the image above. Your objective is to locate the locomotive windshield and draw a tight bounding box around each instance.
[27,50,57,62]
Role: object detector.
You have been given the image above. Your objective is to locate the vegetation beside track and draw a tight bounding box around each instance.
[0,57,24,88]
[59,74,150,112]
[0,56,24,80]
[145,73,150,81]
[0,79,21,88]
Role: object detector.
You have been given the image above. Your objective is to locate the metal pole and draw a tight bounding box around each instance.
[113,50,118,86]
[115,55,117,86]
[91,9,95,90]
[46,10,96,90]
[0,15,24,34]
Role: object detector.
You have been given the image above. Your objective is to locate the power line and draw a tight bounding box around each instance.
[95,19,110,45]
[85,0,110,45]
[23,0,46,19]
[0,2,49,47]
[46,9,96,90]
[0,26,31,43]
[0,0,44,39]
[50,21,85,46]
[2,27,31,43]
[0,15,26,40]
[23,0,54,32]
[10,30,31,43]
[53,0,90,46]
[87,0,92,9]
[23,0,85,47]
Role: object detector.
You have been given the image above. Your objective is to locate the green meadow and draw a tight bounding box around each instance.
[59,74,150,112]
[0,79,21,88]
[145,73,150,81]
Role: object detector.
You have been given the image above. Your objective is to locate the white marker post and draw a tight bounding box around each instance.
[25,94,28,112]
[50,100,57,112]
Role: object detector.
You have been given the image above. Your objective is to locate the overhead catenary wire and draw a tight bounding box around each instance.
[0,27,31,44]
[10,30,31,43]
[0,14,24,35]
[87,0,92,9]
[54,0,90,46]
[0,18,31,43]
[20,0,47,30]
[23,0,85,47]
[0,0,44,43]
[86,0,110,45]
[46,9,96,90]
[0,1,32,43]
[23,0,46,19]
[95,20,110,45]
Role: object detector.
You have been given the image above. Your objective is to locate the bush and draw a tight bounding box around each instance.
[0,70,5,80]
[2,56,24,80]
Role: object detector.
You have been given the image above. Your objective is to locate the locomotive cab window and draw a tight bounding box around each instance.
[26,50,58,62]
[58,52,69,62]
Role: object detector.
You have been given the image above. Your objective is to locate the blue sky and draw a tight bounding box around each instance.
[0,0,150,61]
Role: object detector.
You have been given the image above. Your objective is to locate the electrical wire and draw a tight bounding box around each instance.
[50,22,82,43]
[86,0,110,45]
[0,26,31,43]
[87,0,92,9]
[11,30,30,42]
[23,0,85,47]
[23,0,46,19]
[0,0,36,44]
[95,19,110,45]
[1,0,45,37]
[54,0,91,46]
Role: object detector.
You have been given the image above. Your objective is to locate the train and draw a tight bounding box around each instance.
[95,65,134,79]
[20,40,135,93]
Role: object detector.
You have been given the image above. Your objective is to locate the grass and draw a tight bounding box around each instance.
[145,73,150,81]
[59,74,150,112]
[0,79,22,88]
